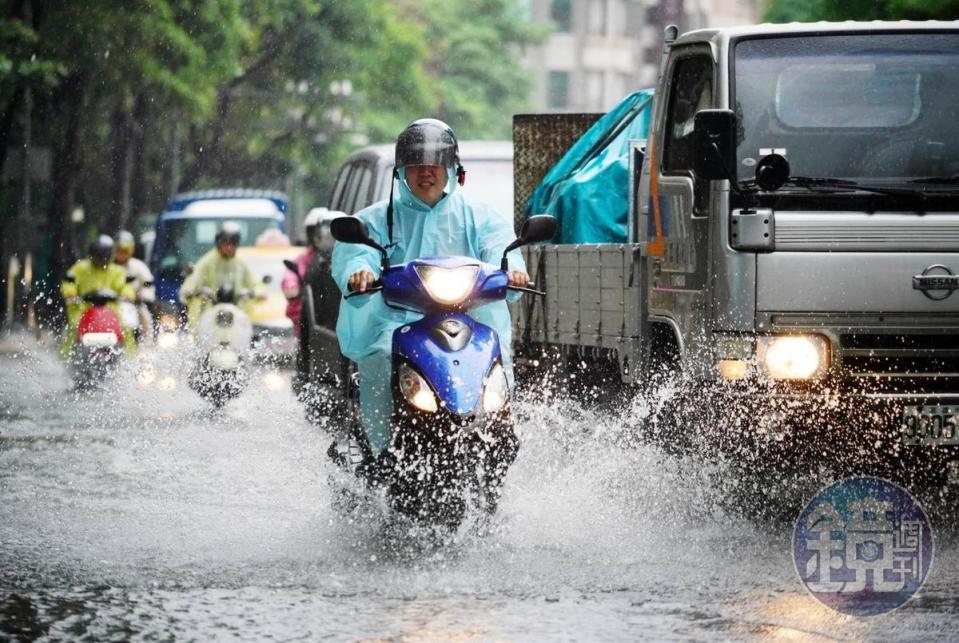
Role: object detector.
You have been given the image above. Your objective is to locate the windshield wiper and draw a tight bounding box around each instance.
[741,175,928,198]
[909,175,959,185]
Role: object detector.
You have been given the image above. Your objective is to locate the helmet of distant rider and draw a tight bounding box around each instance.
[215,221,242,246]
[395,118,463,180]
[116,230,136,252]
[88,234,115,269]
[303,207,342,250]
[115,230,136,263]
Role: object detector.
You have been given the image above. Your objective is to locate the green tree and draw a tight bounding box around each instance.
[0,0,540,321]
[763,0,959,21]
[394,0,545,140]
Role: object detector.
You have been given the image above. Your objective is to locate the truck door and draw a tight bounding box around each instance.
[647,49,714,348]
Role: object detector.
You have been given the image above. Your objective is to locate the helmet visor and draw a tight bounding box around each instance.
[396,125,458,169]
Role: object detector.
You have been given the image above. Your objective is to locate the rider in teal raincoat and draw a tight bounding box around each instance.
[332,118,529,457]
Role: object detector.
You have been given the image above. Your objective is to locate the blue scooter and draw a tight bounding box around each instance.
[330,214,556,528]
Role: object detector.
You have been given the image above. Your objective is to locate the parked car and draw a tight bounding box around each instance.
[236,244,304,361]
[296,140,514,421]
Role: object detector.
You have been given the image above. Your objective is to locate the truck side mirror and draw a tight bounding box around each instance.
[694,109,736,181]
[501,215,556,271]
[755,153,790,192]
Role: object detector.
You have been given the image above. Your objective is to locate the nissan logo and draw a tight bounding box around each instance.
[913,264,959,301]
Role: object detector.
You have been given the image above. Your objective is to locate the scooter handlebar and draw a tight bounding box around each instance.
[81,290,120,305]
[507,283,546,297]
[345,279,384,299]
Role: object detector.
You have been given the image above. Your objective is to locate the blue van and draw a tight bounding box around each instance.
[150,189,288,311]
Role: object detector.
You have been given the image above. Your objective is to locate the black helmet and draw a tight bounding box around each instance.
[395,118,461,173]
[215,221,242,245]
[88,235,115,268]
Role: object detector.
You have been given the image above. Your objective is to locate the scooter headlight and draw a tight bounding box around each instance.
[261,371,287,391]
[81,332,118,348]
[482,363,509,413]
[414,265,479,305]
[157,331,179,349]
[398,363,438,413]
[209,347,240,370]
[136,365,157,387]
[757,334,829,380]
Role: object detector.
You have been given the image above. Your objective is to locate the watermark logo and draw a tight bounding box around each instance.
[793,476,933,616]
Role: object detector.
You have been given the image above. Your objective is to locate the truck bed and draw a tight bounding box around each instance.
[511,113,646,383]
[512,243,645,383]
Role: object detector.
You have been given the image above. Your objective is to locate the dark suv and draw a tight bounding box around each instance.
[296,141,513,422]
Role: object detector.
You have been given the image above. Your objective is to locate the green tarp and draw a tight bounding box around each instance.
[524,89,654,244]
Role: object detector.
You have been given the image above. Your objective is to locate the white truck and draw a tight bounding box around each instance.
[513,22,959,487]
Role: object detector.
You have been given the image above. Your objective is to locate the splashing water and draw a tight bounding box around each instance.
[1,333,958,640]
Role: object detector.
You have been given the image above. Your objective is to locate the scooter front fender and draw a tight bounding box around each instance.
[392,312,500,416]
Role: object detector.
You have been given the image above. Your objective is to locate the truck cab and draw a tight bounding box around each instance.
[516,22,959,484]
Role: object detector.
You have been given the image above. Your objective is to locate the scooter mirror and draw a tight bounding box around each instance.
[501,214,557,271]
[519,215,557,245]
[330,215,389,272]
[331,216,376,247]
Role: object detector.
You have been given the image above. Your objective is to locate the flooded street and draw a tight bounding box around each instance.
[2,334,958,641]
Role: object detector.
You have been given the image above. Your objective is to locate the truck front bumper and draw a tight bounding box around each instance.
[701,381,959,488]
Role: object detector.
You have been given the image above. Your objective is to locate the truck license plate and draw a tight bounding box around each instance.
[902,405,959,446]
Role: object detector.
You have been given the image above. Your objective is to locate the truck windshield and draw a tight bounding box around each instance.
[156,218,281,268]
[733,33,959,184]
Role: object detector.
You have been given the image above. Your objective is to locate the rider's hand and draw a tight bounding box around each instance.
[508,270,530,288]
[348,270,377,293]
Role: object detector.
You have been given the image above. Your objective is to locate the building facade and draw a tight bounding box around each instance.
[523,0,759,112]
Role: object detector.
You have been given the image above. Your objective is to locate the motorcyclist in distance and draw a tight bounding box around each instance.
[114,230,155,342]
[282,207,340,338]
[332,118,529,461]
[178,221,265,331]
[60,235,137,358]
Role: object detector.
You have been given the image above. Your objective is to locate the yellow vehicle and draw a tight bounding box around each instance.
[236,245,305,361]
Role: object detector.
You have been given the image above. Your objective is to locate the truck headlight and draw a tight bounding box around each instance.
[398,363,438,413]
[482,363,509,413]
[414,265,479,305]
[756,335,829,380]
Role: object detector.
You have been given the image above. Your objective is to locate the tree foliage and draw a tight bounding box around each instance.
[763,0,959,21]
[0,0,538,281]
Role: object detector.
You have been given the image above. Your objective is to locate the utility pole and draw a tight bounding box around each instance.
[170,120,181,199]
[10,0,34,329]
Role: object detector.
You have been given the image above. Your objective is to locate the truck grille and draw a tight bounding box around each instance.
[839,333,959,377]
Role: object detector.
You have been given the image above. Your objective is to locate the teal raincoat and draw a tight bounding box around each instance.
[332,168,526,455]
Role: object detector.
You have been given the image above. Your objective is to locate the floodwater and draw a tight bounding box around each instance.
[1,333,958,641]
